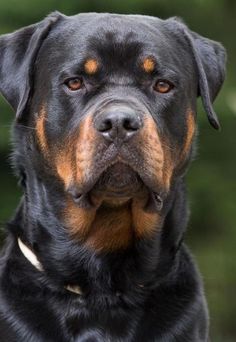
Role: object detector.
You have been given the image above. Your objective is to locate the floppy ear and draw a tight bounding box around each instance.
[0,11,63,120]
[166,18,226,129]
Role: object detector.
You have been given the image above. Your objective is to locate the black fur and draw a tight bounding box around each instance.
[0,12,226,341]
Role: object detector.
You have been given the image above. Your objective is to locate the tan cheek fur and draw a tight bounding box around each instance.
[55,115,98,189]
[55,149,74,190]
[75,115,97,185]
[182,111,196,157]
[35,107,48,152]
[138,115,174,191]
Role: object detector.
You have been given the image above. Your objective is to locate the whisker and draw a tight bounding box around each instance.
[161,142,175,152]
[17,125,36,131]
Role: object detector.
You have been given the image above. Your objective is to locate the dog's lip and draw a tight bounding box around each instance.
[92,162,143,193]
[67,159,167,209]
[72,161,147,195]
[91,184,145,201]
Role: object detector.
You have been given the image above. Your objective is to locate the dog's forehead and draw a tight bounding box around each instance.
[60,13,165,41]
[41,13,180,65]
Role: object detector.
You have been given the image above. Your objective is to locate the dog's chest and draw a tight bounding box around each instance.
[64,304,139,342]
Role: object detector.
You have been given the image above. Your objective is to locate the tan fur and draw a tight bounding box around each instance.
[161,135,175,191]
[56,149,74,189]
[138,115,167,186]
[55,115,98,189]
[75,115,97,185]
[36,107,48,152]
[64,194,161,252]
[84,59,99,75]
[182,111,196,157]
[132,197,161,238]
[64,198,97,238]
[85,204,133,251]
[142,57,155,73]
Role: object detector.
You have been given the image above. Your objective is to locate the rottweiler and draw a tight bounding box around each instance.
[0,12,226,341]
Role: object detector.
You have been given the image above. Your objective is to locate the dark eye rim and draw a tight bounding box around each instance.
[64,77,84,91]
[153,79,175,93]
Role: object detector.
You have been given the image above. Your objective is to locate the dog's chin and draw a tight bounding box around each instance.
[90,162,144,206]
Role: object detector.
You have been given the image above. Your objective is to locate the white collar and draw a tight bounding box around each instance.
[17,238,82,295]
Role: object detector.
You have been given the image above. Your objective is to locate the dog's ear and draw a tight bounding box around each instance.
[0,11,63,120]
[166,17,226,129]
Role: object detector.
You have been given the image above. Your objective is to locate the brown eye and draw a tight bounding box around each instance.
[154,80,173,93]
[66,78,83,91]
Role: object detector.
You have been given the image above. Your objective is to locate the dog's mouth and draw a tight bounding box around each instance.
[91,162,144,202]
[69,161,165,211]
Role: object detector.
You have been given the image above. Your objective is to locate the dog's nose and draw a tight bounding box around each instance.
[94,109,142,142]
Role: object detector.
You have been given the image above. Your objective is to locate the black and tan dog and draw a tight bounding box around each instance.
[0,12,226,341]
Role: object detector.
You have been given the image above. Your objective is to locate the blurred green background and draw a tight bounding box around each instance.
[0,0,235,340]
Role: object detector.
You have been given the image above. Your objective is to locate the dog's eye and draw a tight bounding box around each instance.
[65,78,83,91]
[154,80,173,94]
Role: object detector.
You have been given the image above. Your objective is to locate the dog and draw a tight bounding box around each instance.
[0,12,226,341]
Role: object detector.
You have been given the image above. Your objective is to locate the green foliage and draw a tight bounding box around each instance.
[0,1,235,340]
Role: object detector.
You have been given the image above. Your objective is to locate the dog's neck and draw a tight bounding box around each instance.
[9,176,187,292]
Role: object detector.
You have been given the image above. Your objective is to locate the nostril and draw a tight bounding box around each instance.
[98,118,113,132]
[123,118,140,131]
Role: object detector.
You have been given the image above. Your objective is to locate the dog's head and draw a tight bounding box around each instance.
[0,12,226,251]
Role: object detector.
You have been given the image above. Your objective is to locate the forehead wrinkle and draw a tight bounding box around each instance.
[85,32,143,66]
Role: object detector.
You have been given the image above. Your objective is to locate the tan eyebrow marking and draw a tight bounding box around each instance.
[142,57,156,73]
[84,58,99,75]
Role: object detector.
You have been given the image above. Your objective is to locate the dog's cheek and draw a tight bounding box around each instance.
[54,115,98,190]
[75,115,98,185]
[55,148,74,189]
[138,115,164,180]
[138,115,174,191]
[161,109,196,185]
[35,106,75,188]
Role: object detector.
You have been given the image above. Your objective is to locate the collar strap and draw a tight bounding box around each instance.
[18,238,43,271]
[17,238,82,295]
